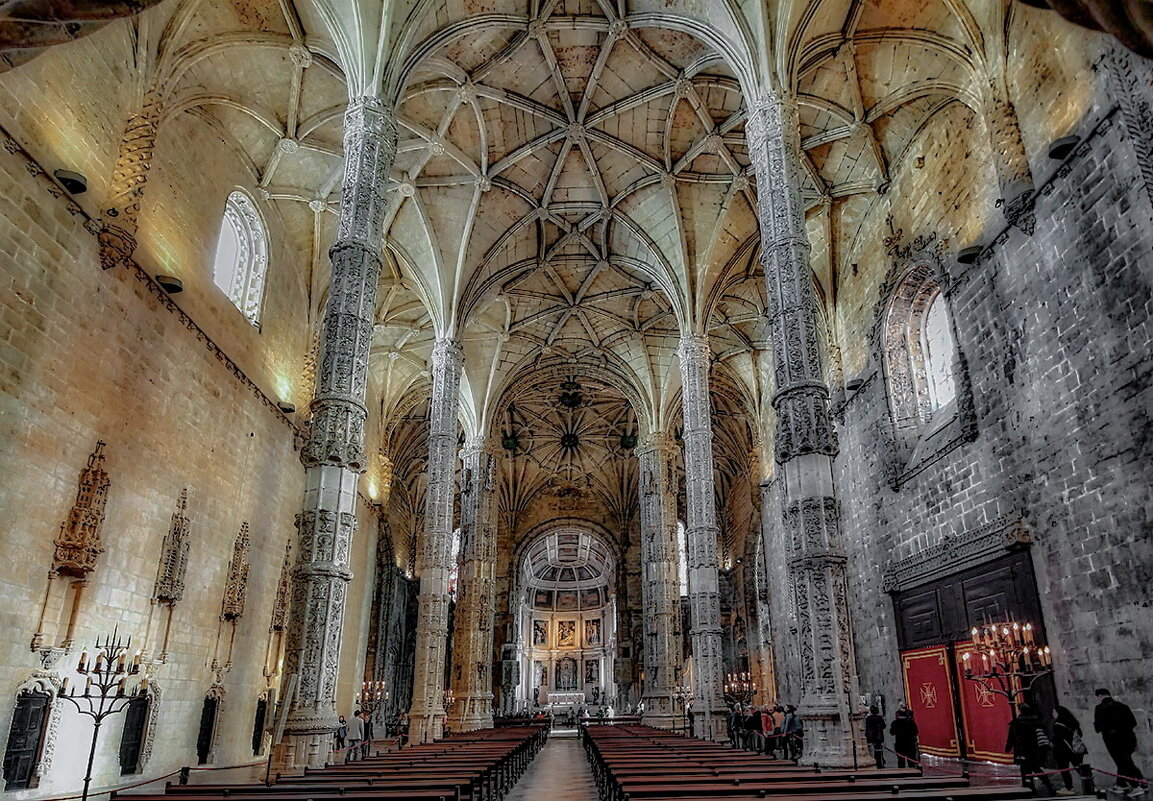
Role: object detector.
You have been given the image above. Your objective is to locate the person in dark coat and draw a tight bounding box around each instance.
[890,708,919,769]
[782,705,802,760]
[1006,703,1055,795]
[865,706,886,768]
[1094,688,1147,796]
[1051,705,1086,796]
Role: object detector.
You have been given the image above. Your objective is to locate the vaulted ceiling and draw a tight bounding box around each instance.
[1,0,1098,556]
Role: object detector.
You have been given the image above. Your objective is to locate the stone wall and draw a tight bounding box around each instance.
[0,15,377,795]
[814,17,1153,771]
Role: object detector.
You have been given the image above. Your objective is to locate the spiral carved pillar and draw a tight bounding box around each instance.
[746,93,869,768]
[636,432,683,728]
[449,436,498,732]
[677,334,728,741]
[278,97,397,770]
[408,338,462,744]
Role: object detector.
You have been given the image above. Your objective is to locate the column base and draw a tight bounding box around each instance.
[640,711,679,729]
[691,704,731,742]
[409,708,446,744]
[448,696,493,733]
[798,699,870,769]
[271,706,339,772]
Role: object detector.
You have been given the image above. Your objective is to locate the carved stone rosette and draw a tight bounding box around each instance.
[449,436,497,732]
[677,335,728,739]
[636,432,683,728]
[747,94,868,767]
[408,338,462,744]
[280,97,397,766]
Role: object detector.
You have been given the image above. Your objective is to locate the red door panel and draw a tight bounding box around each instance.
[900,646,960,758]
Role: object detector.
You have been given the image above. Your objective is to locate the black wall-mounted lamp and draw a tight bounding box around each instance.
[53,169,87,194]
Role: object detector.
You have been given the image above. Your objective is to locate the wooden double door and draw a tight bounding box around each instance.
[892,551,1052,764]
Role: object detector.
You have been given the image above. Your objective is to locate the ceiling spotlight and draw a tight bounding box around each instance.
[1047,135,1080,161]
[277,401,296,415]
[957,246,982,265]
[53,169,87,194]
[155,275,183,293]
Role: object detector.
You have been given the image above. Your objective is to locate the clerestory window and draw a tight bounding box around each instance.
[211,190,268,327]
[883,265,958,430]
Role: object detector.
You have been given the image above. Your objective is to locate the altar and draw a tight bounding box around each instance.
[547,691,585,707]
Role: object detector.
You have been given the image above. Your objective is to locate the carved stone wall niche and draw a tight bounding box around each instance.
[32,442,111,660]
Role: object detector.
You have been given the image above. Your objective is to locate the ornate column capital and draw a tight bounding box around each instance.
[635,430,677,460]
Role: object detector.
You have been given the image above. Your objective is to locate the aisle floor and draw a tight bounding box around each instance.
[505,734,598,801]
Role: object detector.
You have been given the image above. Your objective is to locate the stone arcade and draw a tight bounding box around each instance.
[0,0,1150,795]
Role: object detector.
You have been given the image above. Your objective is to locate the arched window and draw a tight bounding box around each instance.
[882,265,958,430]
[923,292,957,410]
[212,190,268,326]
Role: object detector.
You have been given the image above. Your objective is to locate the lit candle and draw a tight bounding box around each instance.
[95,652,105,672]
[962,652,972,677]
[1042,646,1051,667]
[85,676,92,695]
[1023,624,1035,646]
[78,650,88,673]
[970,627,979,646]
[60,677,70,696]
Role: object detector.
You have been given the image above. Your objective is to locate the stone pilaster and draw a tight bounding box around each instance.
[746,93,868,768]
[100,91,161,270]
[983,71,1036,234]
[677,334,728,740]
[448,436,498,732]
[636,432,683,728]
[278,97,397,769]
[408,338,463,744]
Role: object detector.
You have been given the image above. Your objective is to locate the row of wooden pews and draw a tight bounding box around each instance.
[116,727,547,801]
[581,725,1034,801]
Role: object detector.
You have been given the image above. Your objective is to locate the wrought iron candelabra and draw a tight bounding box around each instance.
[724,672,758,706]
[356,679,389,739]
[961,619,1053,717]
[58,629,147,801]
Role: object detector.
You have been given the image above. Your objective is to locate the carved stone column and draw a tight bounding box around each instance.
[408,338,462,744]
[279,97,397,769]
[100,91,161,270]
[747,92,868,767]
[636,432,683,728]
[449,436,498,732]
[677,334,728,740]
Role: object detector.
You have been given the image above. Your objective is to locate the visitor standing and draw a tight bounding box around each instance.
[1094,688,1147,797]
[1052,705,1087,796]
[890,708,919,769]
[783,704,803,760]
[345,709,365,762]
[1006,704,1055,795]
[335,715,348,751]
[865,706,886,768]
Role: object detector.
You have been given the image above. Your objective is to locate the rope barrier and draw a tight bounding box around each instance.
[1091,765,1150,785]
[880,746,967,777]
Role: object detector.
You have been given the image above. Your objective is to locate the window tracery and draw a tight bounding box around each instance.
[211,190,268,327]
